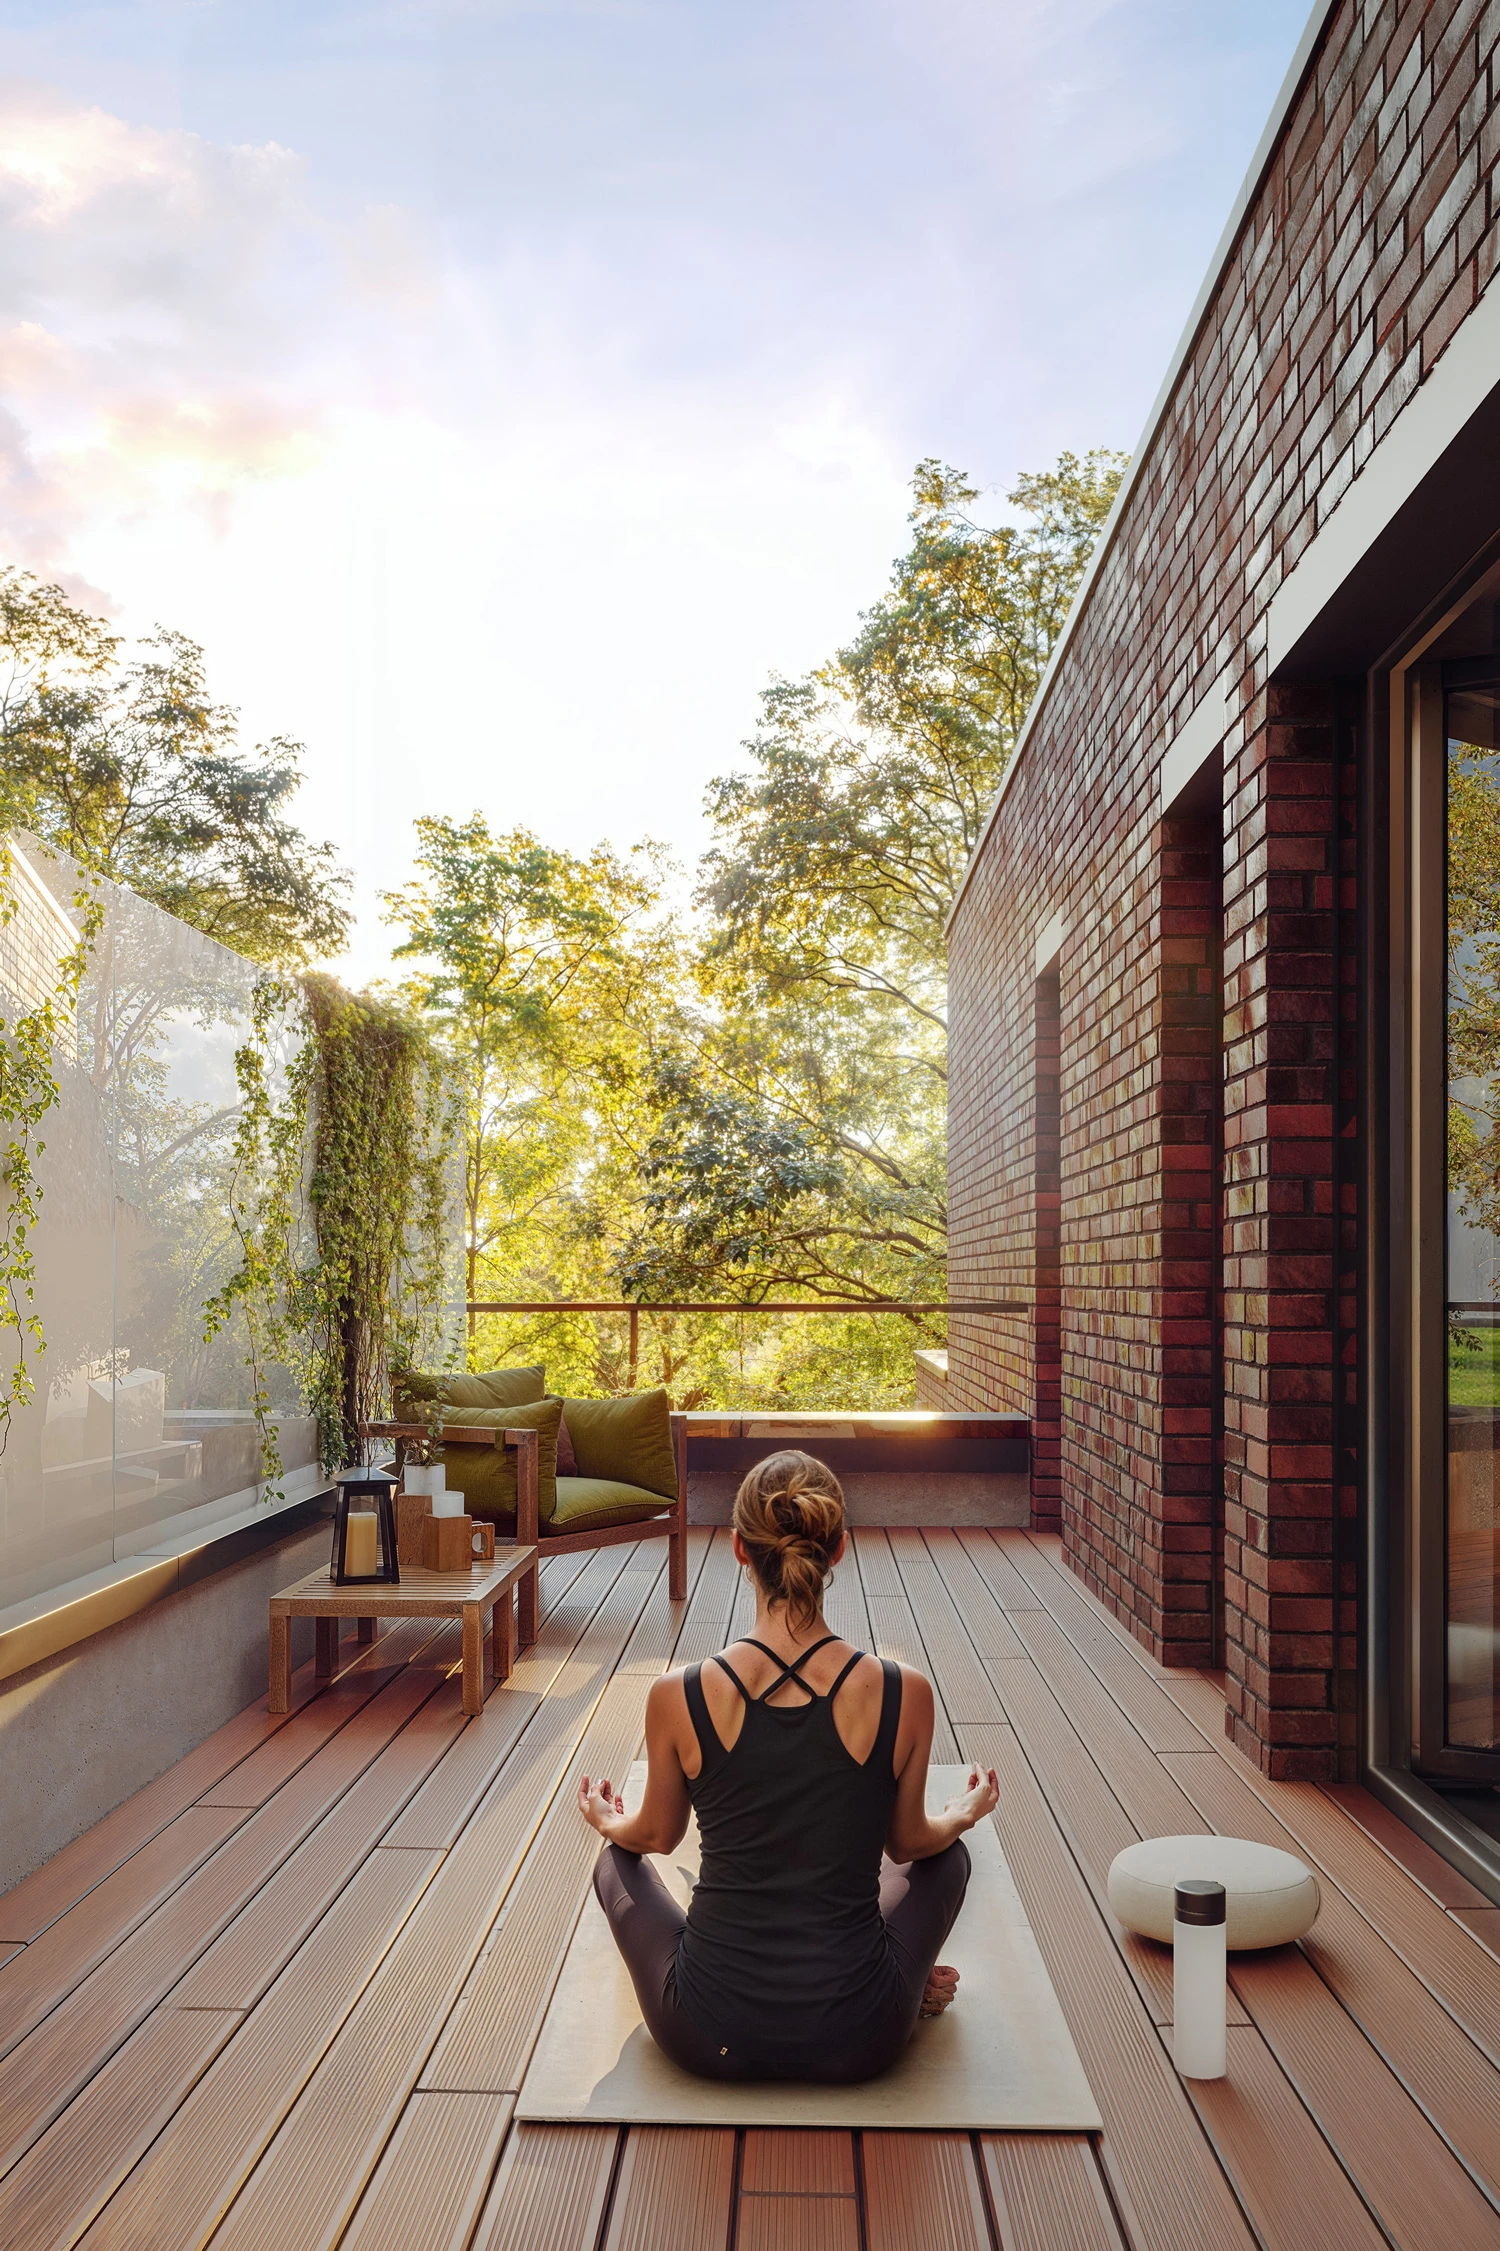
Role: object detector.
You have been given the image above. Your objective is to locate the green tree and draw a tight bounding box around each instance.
[0,568,350,967]
[383,815,679,1339]
[634,452,1125,1310]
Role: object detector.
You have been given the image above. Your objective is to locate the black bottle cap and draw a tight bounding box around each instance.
[1174,1878,1227,1927]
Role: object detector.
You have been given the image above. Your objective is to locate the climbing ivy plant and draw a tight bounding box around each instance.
[0,849,103,1448]
[205,971,459,1491]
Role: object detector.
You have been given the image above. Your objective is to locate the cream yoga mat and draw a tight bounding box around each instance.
[518,1765,1101,2129]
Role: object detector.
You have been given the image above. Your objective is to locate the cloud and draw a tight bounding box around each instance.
[0,78,423,569]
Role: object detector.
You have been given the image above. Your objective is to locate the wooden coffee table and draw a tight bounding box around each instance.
[268,1544,538,1718]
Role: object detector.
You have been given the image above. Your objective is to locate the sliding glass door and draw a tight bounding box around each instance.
[1443,653,1500,1761]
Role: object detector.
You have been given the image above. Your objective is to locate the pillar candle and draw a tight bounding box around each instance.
[344,1509,378,1578]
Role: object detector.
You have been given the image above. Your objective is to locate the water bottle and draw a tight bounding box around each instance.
[1173,1877,1227,2079]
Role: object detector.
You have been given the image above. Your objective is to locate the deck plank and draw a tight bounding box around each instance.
[863,2132,991,2251]
[978,2134,1126,2251]
[953,1528,1046,1610]
[1167,1759,1500,2070]
[736,2192,859,2250]
[197,1620,449,1808]
[1165,1750,1500,2209]
[1005,1609,1222,1838]
[0,1655,453,2173]
[602,2128,734,2251]
[1454,1907,1500,1960]
[0,1621,445,2056]
[661,1528,743,1671]
[961,1722,1255,2251]
[0,2006,241,2251]
[740,2131,855,2193]
[1010,1534,1231,1738]
[736,2132,861,2251]
[78,1848,441,2251]
[885,1528,1010,1720]
[1230,1941,1500,2247]
[917,1531,1026,1659]
[417,1547,715,2094]
[204,1548,687,2251]
[851,1531,959,1758]
[381,1544,639,1850]
[0,1654,333,1946]
[0,1808,247,2057]
[339,2091,513,2250]
[469,2123,618,2251]
[822,1532,875,1651]
[1184,2028,1388,2251]
[1321,1784,1498,1911]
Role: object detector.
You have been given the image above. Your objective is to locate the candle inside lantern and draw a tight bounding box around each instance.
[344,1509,379,1578]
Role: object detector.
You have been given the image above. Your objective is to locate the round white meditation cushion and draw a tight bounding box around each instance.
[1107,1835,1320,1949]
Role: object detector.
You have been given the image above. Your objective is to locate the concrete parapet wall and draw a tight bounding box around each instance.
[683,1410,1029,1527]
[0,1514,330,1896]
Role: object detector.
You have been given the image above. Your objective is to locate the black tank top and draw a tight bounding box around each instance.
[673,1637,905,2067]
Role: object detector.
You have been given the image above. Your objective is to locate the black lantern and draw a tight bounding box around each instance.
[330,1466,400,1586]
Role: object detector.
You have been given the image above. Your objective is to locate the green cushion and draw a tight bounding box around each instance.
[393,1364,545,1414]
[436,1398,562,1530]
[560,1389,677,1502]
[548,1476,676,1536]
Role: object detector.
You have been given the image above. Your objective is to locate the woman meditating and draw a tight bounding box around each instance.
[578,1451,999,2083]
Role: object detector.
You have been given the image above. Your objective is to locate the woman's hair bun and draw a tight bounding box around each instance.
[732,1451,846,1629]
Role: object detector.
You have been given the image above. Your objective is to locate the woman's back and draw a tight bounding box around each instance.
[673,1633,905,2071]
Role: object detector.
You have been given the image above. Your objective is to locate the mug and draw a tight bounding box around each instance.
[470,1520,496,1562]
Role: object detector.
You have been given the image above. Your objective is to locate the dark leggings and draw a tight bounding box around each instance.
[593,1837,971,2083]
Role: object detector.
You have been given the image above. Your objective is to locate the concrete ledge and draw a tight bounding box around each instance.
[0,1504,336,1894]
[688,1469,1029,1527]
[682,1411,1030,1527]
[0,1475,333,1687]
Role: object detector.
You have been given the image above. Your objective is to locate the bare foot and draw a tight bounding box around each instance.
[920,1964,959,2017]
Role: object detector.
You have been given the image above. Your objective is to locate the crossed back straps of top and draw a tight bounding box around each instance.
[711,1634,866,1707]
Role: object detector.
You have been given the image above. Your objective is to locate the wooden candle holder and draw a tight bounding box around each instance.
[422,1511,475,1573]
[396,1487,432,1568]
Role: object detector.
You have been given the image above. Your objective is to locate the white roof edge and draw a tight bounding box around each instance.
[945,0,1341,936]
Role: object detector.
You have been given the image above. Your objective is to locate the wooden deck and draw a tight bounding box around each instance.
[3,1526,1500,2250]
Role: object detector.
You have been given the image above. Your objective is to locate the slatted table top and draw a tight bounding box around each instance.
[270,1547,538,1616]
[5,1525,1500,2250]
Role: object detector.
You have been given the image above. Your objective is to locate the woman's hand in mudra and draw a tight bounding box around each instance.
[943,1765,999,1831]
[578,1773,628,1838]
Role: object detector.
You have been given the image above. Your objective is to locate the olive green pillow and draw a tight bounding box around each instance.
[551,1477,676,1536]
[437,1398,562,1529]
[393,1364,545,1416]
[560,1389,677,1502]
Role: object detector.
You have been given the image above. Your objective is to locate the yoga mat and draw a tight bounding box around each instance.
[518,1765,1101,2129]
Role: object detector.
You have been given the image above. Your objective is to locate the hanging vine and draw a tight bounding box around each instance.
[204,971,459,1491]
[0,850,104,1449]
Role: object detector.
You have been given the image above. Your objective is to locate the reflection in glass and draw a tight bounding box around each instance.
[0,842,316,1617]
[1446,653,1500,1750]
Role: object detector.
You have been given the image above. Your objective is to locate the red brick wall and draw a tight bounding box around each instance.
[947,0,1500,1777]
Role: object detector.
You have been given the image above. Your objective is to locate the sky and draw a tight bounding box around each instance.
[1,0,1313,980]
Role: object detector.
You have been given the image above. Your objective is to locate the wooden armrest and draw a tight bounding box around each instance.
[360,1419,504,1447]
[507,1427,540,1546]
